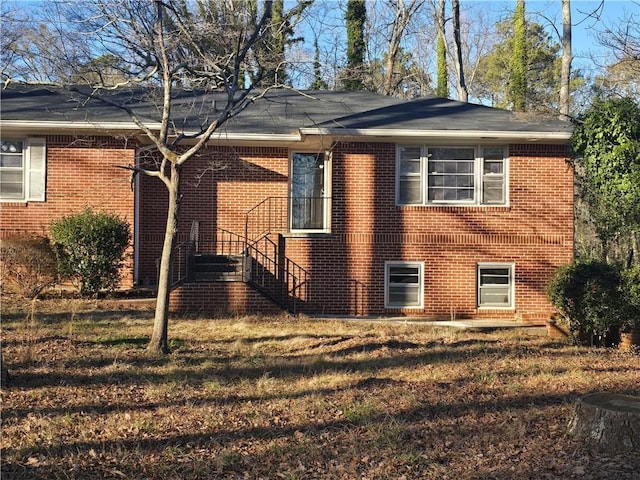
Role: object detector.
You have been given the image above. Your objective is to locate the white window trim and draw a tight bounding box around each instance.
[0,137,47,203]
[385,261,424,309]
[289,150,331,233]
[396,144,509,207]
[477,262,515,310]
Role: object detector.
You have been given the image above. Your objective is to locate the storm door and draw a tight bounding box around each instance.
[290,152,328,231]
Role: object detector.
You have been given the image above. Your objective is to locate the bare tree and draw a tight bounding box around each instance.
[3,0,298,354]
[288,0,345,89]
[381,0,425,96]
[451,0,467,101]
[107,0,278,354]
[0,4,87,84]
[595,1,640,97]
[559,0,571,120]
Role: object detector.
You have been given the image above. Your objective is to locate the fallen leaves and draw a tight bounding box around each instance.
[1,299,639,479]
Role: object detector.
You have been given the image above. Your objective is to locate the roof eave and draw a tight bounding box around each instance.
[299,127,573,142]
[0,121,302,142]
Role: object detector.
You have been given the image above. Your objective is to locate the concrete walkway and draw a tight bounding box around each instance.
[310,315,548,334]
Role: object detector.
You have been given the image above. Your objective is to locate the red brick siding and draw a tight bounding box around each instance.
[2,134,573,317]
[0,136,136,287]
[169,282,282,314]
[282,141,573,318]
[138,146,289,283]
[140,140,573,318]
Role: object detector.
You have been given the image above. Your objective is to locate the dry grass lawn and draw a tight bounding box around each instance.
[1,297,639,480]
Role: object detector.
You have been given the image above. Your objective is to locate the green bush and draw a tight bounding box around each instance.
[0,234,57,298]
[50,208,130,297]
[547,261,623,344]
[620,264,640,330]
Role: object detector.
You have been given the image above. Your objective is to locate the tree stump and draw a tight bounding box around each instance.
[568,393,640,452]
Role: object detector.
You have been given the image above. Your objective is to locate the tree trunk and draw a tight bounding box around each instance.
[568,393,640,452]
[148,164,181,355]
[382,0,420,96]
[435,0,447,98]
[451,0,468,102]
[559,0,572,119]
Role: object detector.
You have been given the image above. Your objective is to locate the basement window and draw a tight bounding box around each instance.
[385,261,424,309]
[477,263,514,308]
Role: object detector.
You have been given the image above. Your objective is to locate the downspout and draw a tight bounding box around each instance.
[134,144,158,287]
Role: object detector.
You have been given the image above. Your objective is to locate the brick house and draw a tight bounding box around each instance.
[1,85,574,320]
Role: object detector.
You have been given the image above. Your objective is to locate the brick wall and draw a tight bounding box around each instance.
[0,135,136,287]
[283,141,573,318]
[3,134,573,317]
[137,146,289,283]
[169,282,282,314]
[145,140,573,319]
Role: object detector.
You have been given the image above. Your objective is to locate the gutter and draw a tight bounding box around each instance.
[299,127,573,142]
[2,120,572,143]
[1,120,302,143]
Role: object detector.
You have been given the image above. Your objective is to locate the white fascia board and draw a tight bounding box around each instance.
[299,127,572,142]
[206,132,302,142]
[0,120,157,132]
[1,121,302,142]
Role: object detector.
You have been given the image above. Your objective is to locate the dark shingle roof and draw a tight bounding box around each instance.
[0,84,572,137]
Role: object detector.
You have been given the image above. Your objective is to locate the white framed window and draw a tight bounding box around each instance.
[385,261,424,309]
[290,151,330,232]
[481,147,506,204]
[477,263,514,309]
[397,145,507,206]
[0,138,46,202]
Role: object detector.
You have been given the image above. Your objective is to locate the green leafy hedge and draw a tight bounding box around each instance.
[547,262,623,344]
[548,261,640,344]
[50,208,130,297]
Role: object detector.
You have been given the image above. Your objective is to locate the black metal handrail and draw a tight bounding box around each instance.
[155,240,194,289]
[244,196,289,242]
[244,196,332,241]
[157,196,319,312]
[244,234,309,313]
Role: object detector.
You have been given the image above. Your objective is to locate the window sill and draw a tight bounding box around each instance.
[397,204,510,211]
[477,306,514,311]
[281,231,332,239]
[384,305,424,310]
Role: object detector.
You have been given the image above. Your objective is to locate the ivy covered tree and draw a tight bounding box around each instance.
[251,0,312,87]
[344,0,366,90]
[310,38,328,89]
[472,5,560,112]
[435,0,447,98]
[510,0,527,111]
[572,96,640,264]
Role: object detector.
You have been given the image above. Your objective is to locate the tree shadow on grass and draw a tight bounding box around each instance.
[4,331,607,393]
[4,386,640,480]
[0,309,152,326]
